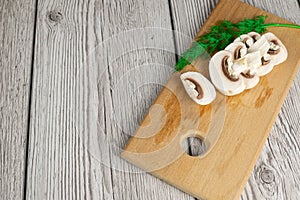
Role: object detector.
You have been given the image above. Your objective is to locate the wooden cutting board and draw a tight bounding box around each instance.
[121,0,300,199]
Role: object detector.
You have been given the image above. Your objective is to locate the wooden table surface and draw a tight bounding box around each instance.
[1,0,299,199]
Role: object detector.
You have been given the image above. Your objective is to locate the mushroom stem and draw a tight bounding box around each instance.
[185,78,203,100]
[231,59,247,76]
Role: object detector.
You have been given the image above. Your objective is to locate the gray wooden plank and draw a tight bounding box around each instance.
[26,0,113,199]
[26,0,194,199]
[169,0,300,199]
[0,0,36,199]
[98,0,194,199]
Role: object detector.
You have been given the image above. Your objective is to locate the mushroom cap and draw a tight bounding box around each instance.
[247,32,261,41]
[209,50,245,96]
[263,32,288,65]
[256,62,274,76]
[234,34,254,48]
[225,42,247,59]
[180,72,216,105]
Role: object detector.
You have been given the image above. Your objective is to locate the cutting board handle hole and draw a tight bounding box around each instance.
[181,136,207,157]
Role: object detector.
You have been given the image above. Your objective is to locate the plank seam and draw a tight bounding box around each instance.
[23,0,39,199]
[167,0,179,62]
[106,54,116,200]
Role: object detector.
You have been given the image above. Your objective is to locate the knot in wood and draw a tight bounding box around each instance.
[48,11,63,23]
[260,169,275,184]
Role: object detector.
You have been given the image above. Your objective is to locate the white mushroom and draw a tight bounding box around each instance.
[240,51,262,89]
[242,73,260,89]
[248,35,270,56]
[247,32,261,42]
[208,31,288,96]
[209,50,246,96]
[244,51,262,72]
[225,43,261,89]
[225,42,248,60]
[250,33,287,76]
[180,72,216,105]
[264,32,288,65]
[246,34,275,76]
[256,53,274,76]
[234,34,254,48]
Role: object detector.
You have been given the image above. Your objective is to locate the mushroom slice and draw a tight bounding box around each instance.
[244,51,262,72]
[241,51,261,89]
[180,72,216,105]
[234,34,254,48]
[247,32,261,42]
[256,53,275,76]
[248,35,270,56]
[209,50,245,96]
[256,33,287,76]
[263,32,288,65]
[242,73,260,89]
[225,42,247,60]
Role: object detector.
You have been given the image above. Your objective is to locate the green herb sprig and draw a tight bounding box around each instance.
[175,16,300,71]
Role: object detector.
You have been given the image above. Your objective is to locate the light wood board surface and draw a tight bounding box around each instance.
[0,0,299,199]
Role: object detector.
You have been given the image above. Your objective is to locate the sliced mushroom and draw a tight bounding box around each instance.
[244,51,262,72]
[208,31,288,96]
[209,50,245,96]
[245,34,275,76]
[247,32,261,42]
[264,32,288,65]
[242,73,260,89]
[225,42,260,89]
[180,72,216,105]
[234,34,254,48]
[256,53,275,76]
[241,51,261,89]
[225,42,247,60]
[248,35,270,56]
[254,33,287,76]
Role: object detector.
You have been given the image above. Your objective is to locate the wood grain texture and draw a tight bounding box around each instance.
[0,0,36,199]
[170,0,300,199]
[95,0,194,199]
[1,0,295,199]
[25,0,110,199]
[25,0,193,199]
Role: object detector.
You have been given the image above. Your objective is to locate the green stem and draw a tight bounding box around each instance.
[263,23,300,29]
